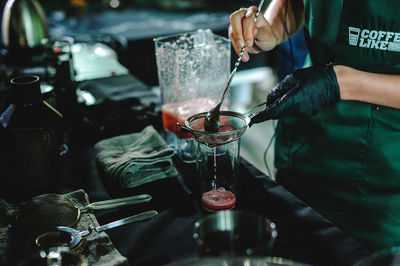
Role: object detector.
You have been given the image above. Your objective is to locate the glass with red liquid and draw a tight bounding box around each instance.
[196,131,240,212]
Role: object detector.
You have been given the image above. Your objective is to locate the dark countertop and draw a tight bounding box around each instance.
[0,73,372,265]
[48,8,272,87]
[84,148,372,266]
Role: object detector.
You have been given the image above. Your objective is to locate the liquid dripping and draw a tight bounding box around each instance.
[213,146,217,189]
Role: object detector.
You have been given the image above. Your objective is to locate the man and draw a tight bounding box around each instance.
[229,0,400,251]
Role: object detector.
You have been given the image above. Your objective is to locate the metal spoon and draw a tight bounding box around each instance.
[204,0,265,132]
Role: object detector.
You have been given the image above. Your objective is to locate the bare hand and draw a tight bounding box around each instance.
[228,6,277,62]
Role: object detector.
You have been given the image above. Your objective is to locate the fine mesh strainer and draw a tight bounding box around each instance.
[177,102,266,147]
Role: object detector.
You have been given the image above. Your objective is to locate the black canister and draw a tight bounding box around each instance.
[0,75,63,200]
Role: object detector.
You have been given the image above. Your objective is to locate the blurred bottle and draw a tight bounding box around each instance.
[0,75,63,201]
[54,38,76,120]
[1,0,49,66]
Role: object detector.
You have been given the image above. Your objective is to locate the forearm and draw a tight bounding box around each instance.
[265,0,304,44]
[228,0,304,61]
[335,65,400,109]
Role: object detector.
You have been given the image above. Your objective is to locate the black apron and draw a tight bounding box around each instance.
[275,0,400,251]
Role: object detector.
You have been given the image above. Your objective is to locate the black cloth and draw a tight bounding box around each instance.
[0,69,372,265]
[87,151,371,266]
[0,142,372,265]
[76,74,162,142]
[0,128,372,265]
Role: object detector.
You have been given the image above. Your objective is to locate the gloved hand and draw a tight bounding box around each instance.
[251,64,340,124]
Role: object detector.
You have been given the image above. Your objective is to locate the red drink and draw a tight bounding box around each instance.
[162,109,191,139]
[161,98,216,139]
[201,188,236,212]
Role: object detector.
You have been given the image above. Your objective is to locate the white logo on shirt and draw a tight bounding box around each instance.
[348,26,400,52]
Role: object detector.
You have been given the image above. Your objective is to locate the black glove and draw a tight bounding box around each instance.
[251,64,340,125]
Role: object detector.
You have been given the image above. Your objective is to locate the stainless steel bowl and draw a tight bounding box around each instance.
[354,247,400,266]
[177,257,310,266]
[193,210,278,257]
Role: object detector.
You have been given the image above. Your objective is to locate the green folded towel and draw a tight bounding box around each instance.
[94,126,178,188]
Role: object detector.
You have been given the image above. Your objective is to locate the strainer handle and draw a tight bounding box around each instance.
[244,101,267,119]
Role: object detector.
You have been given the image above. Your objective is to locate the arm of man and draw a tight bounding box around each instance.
[251,65,400,123]
[335,65,400,109]
[230,1,400,123]
[228,0,304,62]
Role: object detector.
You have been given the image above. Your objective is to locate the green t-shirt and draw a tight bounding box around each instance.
[275,0,400,251]
[304,0,400,73]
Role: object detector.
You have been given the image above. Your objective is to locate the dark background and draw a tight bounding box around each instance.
[39,0,277,86]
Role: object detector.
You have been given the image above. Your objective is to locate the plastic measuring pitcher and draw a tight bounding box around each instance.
[154,29,230,162]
